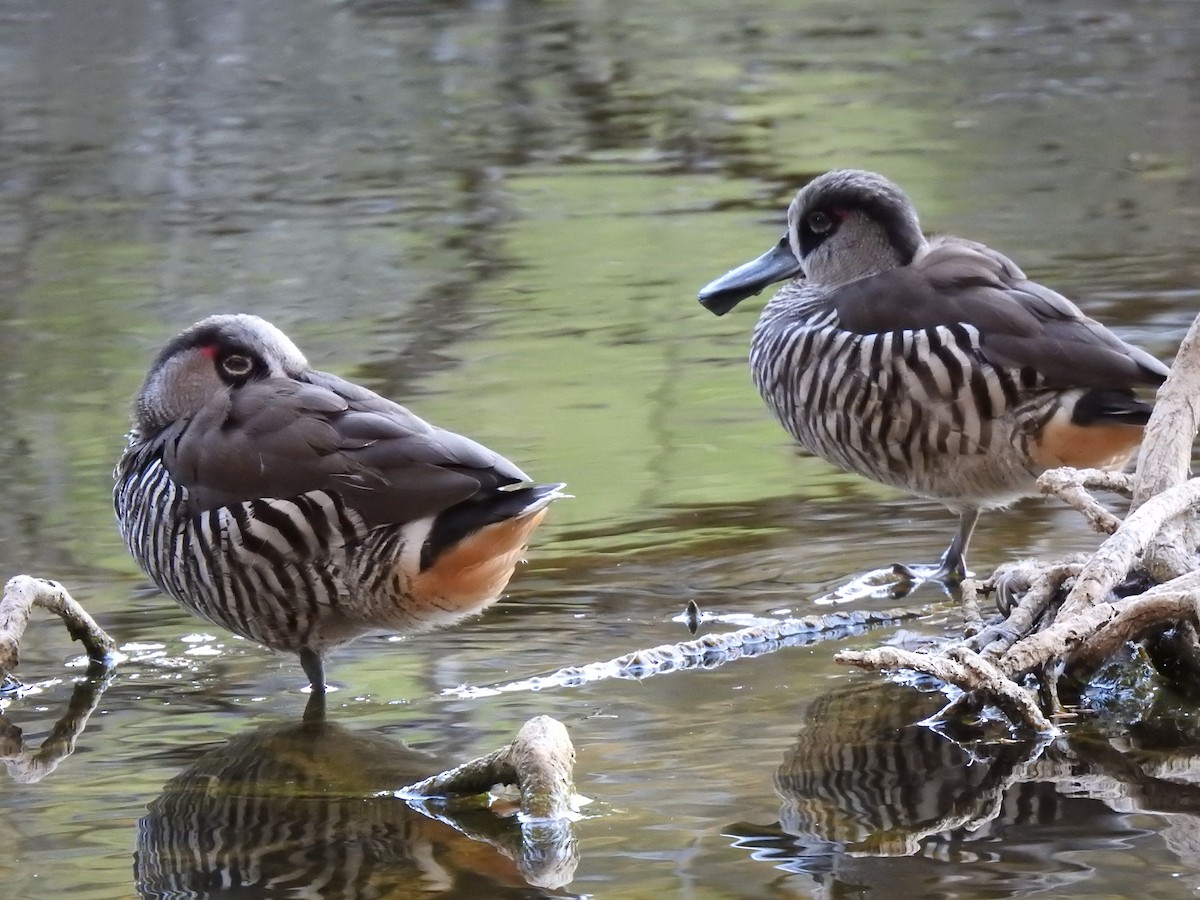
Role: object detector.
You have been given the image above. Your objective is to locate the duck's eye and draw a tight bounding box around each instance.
[807,210,835,234]
[220,353,254,378]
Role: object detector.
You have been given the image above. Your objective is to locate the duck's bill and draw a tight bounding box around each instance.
[697,236,803,316]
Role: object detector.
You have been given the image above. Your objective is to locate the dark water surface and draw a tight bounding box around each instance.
[2,0,1200,897]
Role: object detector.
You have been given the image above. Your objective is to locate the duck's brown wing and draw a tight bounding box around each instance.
[830,237,1169,390]
[163,371,529,527]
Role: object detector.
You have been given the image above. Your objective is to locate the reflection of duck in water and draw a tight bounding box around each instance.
[115,314,566,693]
[726,681,1151,895]
[135,716,579,898]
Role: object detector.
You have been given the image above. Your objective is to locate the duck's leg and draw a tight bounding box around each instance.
[934,507,979,582]
[816,508,981,604]
[891,507,979,584]
[298,646,326,694]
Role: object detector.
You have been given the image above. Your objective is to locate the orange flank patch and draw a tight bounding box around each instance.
[1031,416,1146,470]
[407,508,550,619]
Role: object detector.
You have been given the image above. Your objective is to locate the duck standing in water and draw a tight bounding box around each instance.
[699,169,1168,581]
[115,314,565,691]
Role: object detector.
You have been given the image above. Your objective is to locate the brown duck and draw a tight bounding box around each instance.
[699,169,1169,580]
[114,314,565,691]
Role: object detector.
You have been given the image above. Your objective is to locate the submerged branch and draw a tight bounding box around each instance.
[445,606,919,699]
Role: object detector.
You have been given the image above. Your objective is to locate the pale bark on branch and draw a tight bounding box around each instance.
[0,577,116,784]
[1059,479,1200,618]
[1038,468,1130,535]
[836,645,1055,733]
[403,716,577,820]
[0,576,115,678]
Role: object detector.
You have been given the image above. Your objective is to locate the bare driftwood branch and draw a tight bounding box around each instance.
[835,646,1055,735]
[968,561,1083,656]
[1065,573,1200,679]
[1133,313,1200,512]
[0,578,116,784]
[1038,468,1131,535]
[836,310,1200,733]
[403,716,577,820]
[400,716,580,889]
[1059,479,1200,618]
[1131,310,1200,583]
[0,576,115,678]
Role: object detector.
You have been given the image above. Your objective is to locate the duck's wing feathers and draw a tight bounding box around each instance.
[830,237,1169,390]
[164,371,530,526]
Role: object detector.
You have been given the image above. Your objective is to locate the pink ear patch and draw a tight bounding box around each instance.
[198,345,218,359]
[833,207,852,220]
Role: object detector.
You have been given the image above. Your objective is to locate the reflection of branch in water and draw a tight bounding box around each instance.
[0,663,114,784]
[135,716,582,897]
[444,607,918,700]
[1053,734,1200,814]
[725,680,1200,894]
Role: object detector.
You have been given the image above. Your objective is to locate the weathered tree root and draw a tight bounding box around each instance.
[0,576,116,678]
[1066,572,1200,680]
[838,644,1056,733]
[1037,468,1131,535]
[403,716,577,820]
[1058,478,1200,619]
[837,311,1200,735]
[400,716,579,890]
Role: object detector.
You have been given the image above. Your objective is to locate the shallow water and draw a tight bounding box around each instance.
[2,0,1200,897]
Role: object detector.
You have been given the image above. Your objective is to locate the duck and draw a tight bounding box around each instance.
[114,314,566,691]
[698,169,1168,580]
